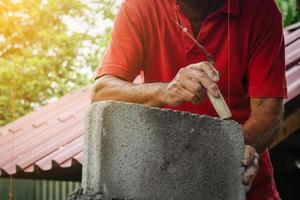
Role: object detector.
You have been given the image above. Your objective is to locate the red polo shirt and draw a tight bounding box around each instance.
[96,0,287,199]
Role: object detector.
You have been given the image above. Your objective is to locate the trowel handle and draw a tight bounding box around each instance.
[207,92,232,120]
[206,60,232,120]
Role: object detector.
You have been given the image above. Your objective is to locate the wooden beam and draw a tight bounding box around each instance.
[270,110,300,149]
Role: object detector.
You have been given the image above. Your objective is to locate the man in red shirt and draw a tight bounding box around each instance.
[92,0,287,199]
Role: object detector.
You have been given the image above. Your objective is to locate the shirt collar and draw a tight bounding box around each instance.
[221,0,240,16]
[171,0,240,16]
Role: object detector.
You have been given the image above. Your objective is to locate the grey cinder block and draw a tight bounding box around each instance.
[82,101,246,200]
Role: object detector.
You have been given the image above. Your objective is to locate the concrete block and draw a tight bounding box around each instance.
[82,101,246,200]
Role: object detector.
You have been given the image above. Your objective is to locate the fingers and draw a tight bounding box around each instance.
[242,145,256,166]
[241,145,260,187]
[243,159,258,185]
[181,79,207,101]
[177,85,200,105]
[188,63,220,97]
[166,81,201,106]
[191,62,220,82]
[195,71,220,97]
[165,61,220,106]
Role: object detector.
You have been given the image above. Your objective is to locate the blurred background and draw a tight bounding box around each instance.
[0,0,121,126]
[0,0,299,199]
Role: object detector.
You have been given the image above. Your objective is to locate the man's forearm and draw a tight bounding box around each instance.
[243,98,284,153]
[92,63,221,108]
[92,75,167,107]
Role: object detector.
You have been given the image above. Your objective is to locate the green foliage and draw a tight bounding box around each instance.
[0,0,116,125]
[277,0,300,26]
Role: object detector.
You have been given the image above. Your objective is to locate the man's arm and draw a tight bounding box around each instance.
[243,98,284,153]
[92,75,166,107]
[241,98,284,186]
[240,0,286,188]
[92,62,220,107]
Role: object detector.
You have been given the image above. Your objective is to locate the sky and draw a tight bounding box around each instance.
[65,0,123,36]
[60,0,124,82]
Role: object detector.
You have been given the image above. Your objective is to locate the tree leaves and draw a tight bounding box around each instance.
[277,0,300,26]
[0,0,116,126]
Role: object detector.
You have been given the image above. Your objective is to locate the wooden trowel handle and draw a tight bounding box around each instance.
[207,92,232,120]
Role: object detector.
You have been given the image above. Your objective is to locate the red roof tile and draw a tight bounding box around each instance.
[0,86,91,178]
[0,25,300,179]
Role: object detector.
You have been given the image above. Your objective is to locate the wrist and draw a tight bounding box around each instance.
[155,83,169,107]
[243,125,265,154]
[244,142,265,155]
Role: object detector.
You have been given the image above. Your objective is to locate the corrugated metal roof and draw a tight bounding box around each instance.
[0,25,300,179]
[285,25,300,104]
[0,86,91,179]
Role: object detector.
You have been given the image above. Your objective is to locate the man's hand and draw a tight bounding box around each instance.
[242,145,260,191]
[162,61,220,106]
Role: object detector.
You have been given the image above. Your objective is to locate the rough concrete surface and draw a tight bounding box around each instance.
[66,189,104,200]
[81,101,246,200]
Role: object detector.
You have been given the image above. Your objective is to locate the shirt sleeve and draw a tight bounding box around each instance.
[95,2,144,82]
[247,1,287,98]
